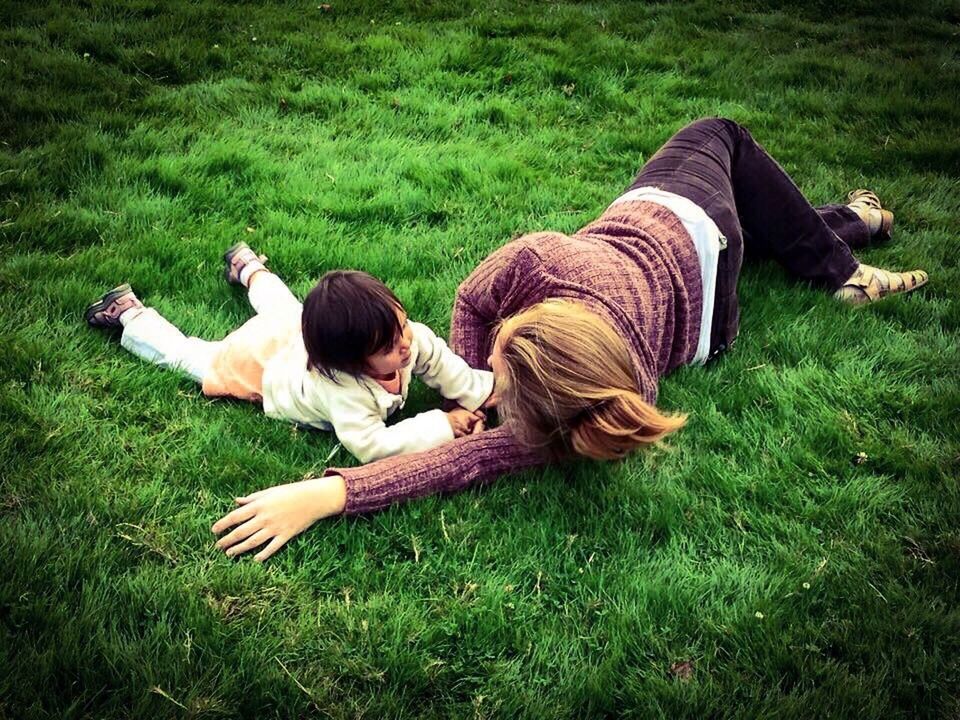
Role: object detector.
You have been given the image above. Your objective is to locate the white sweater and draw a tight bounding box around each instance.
[261,321,494,463]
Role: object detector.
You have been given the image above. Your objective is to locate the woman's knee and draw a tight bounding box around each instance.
[667,117,745,149]
[684,116,745,136]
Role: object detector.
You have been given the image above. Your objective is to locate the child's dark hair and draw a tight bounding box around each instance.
[302,270,404,379]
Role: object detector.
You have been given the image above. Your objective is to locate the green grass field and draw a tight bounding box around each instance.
[2,1,959,717]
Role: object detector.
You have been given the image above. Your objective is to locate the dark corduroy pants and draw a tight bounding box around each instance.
[628,117,866,355]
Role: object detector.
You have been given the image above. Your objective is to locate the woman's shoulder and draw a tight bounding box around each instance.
[458,232,579,289]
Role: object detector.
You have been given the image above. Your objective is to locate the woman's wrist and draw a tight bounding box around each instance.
[313,473,347,517]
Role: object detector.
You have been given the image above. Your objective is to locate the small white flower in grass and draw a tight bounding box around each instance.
[802,582,811,590]
[83,52,91,58]
[755,611,764,619]
[213,44,220,49]
[252,37,257,42]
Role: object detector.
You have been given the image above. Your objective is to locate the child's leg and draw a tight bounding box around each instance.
[223,242,300,316]
[245,270,301,317]
[119,307,222,384]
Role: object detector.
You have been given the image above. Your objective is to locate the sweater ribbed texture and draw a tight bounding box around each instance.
[327,200,702,515]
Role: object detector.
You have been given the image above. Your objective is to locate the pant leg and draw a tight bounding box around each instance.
[630,117,860,291]
[817,204,870,250]
[246,272,302,316]
[750,205,870,258]
[120,308,222,384]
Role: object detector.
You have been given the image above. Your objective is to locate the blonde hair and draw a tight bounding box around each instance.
[496,300,686,460]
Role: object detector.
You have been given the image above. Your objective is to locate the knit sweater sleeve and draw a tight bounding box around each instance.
[449,237,556,367]
[449,290,493,370]
[326,424,546,515]
[447,245,519,368]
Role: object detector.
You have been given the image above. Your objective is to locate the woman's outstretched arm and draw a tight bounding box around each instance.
[211,425,545,560]
[327,423,544,514]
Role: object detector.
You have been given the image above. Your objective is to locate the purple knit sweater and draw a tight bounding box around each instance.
[327,200,703,514]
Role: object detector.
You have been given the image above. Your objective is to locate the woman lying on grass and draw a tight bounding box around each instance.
[212,117,929,562]
[87,261,493,463]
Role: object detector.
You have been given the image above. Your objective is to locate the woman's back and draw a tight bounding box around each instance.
[453,200,703,404]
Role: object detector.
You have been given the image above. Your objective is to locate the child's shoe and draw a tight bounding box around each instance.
[224,242,267,286]
[85,283,144,328]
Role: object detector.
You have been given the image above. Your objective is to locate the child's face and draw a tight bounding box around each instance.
[365,308,413,377]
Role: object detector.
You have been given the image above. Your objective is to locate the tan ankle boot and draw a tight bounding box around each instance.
[834,264,928,305]
[847,189,894,242]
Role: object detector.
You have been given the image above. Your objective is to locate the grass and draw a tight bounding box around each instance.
[2,0,959,717]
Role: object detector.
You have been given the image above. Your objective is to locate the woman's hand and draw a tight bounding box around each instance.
[211,474,347,562]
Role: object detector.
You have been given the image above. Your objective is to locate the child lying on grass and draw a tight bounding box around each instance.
[85,243,493,462]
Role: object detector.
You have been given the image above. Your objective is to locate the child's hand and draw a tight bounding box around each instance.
[447,407,485,437]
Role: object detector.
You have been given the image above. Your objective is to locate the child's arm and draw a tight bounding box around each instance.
[408,321,494,411]
[328,391,469,464]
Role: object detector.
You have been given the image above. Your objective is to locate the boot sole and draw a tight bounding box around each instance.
[223,241,251,285]
[85,283,133,326]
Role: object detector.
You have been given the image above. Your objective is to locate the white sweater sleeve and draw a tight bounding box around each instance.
[408,321,494,411]
[327,388,455,464]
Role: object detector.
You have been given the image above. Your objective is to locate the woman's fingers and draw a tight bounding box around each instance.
[225,528,271,558]
[235,488,268,505]
[212,477,343,562]
[215,515,264,550]
[471,418,485,434]
[254,535,287,563]
[211,502,259,535]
